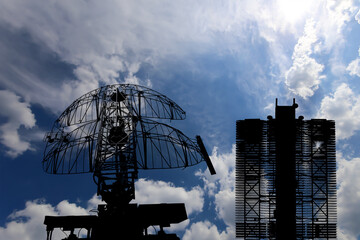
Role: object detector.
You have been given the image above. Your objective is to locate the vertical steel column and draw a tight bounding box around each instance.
[274,100,297,239]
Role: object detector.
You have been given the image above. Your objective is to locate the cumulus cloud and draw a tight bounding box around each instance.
[182,221,234,240]
[0,0,250,113]
[0,1,135,86]
[0,0,339,115]
[314,0,357,51]
[196,146,235,193]
[317,83,360,139]
[133,178,206,233]
[346,47,360,77]
[281,1,357,99]
[133,178,204,216]
[337,154,360,239]
[356,9,360,24]
[195,146,235,233]
[347,58,360,77]
[0,0,355,122]
[0,197,98,240]
[285,19,324,98]
[253,0,357,89]
[0,178,204,240]
[0,0,245,155]
[0,90,36,157]
[325,0,358,32]
[0,0,357,111]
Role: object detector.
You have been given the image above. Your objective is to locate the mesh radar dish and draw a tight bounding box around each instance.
[43,84,215,207]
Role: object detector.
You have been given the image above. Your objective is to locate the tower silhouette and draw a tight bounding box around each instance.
[235,99,336,239]
[42,84,215,240]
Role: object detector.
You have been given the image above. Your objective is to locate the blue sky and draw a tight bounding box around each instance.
[1,0,360,239]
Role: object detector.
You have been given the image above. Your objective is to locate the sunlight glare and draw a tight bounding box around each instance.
[277,0,313,23]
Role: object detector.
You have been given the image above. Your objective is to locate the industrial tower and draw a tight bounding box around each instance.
[235,99,336,239]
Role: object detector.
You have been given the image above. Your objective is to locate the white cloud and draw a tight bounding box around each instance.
[214,189,234,228]
[196,146,235,232]
[346,47,360,77]
[0,0,354,123]
[0,0,335,114]
[0,0,251,113]
[86,194,105,212]
[276,0,357,99]
[132,178,206,233]
[55,201,88,216]
[182,221,234,240]
[317,0,358,51]
[337,154,360,239]
[285,57,324,98]
[196,146,235,193]
[0,197,97,240]
[324,0,357,31]
[0,0,356,113]
[248,0,357,86]
[285,19,325,98]
[356,9,360,24]
[0,90,36,157]
[0,179,204,240]
[304,0,358,82]
[133,178,204,216]
[347,58,360,77]
[264,103,275,112]
[317,83,360,139]
[0,200,55,240]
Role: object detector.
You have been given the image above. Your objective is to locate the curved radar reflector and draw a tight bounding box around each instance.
[43,84,215,175]
[135,119,205,169]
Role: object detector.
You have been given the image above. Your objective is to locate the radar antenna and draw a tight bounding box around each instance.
[43,84,215,239]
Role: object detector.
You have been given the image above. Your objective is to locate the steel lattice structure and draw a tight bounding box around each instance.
[42,84,215,240]
[236,100,336,239]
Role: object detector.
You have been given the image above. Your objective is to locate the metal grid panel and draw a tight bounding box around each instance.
[236,120,274,239]
[236,119,336,239]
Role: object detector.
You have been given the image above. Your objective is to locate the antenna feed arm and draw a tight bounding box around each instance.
[196,135,216,175]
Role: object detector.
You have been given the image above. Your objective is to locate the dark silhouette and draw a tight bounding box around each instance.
[43,84,216,240]
[235,99,336,239]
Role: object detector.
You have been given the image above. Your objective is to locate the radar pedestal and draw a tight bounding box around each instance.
[44,203,187,240]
